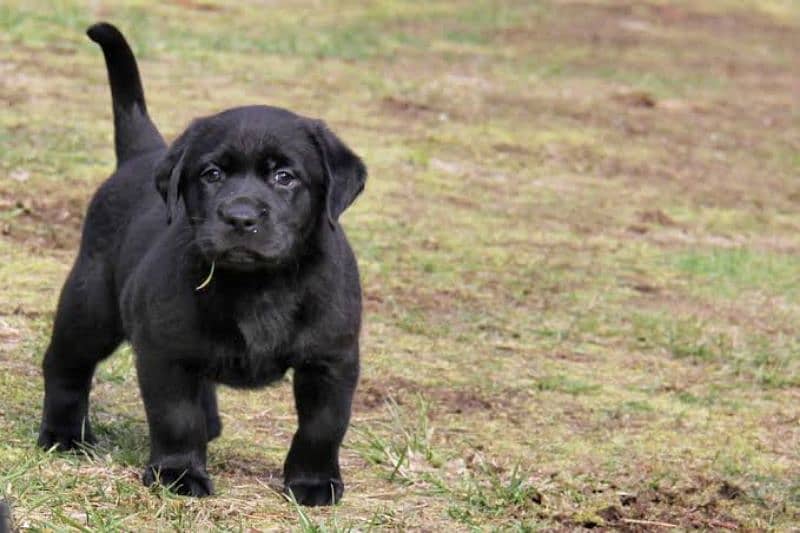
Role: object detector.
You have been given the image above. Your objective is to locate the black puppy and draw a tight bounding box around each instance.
[37,23,366,506]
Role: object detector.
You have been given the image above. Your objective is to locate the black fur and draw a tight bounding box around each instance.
[0,500,10,533]
[37,23,366,506]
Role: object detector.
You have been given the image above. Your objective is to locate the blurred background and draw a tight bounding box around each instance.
[0,0,798,529]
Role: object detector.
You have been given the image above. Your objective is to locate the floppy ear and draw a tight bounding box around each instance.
[309,120,367,228]
[154,134,189,225]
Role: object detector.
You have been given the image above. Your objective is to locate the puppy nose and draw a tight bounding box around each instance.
[219,204,261,232]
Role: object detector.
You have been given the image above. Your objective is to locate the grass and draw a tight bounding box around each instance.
[673,247,800,297]
[0,0,799,529]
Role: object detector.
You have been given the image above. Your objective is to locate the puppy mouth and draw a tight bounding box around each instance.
[195,231,292,271]
[214,247,274,270]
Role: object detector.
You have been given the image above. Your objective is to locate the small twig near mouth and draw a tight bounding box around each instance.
[196,261,216,291]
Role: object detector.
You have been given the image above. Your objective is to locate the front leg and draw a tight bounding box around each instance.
[284,353,358,506]
[137,354,213,497]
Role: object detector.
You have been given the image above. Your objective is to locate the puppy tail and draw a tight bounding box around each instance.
[87,22,165,166]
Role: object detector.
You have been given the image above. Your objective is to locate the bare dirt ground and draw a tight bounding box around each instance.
[1,0,798,530]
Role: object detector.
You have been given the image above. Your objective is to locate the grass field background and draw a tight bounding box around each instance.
[1,0,798,530]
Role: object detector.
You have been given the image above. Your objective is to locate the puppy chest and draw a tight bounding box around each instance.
[208,305,297,387]
[237,301,296,352]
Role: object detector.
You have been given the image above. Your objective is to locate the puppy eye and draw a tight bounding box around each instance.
[272,170,297,187]
[201,166,224,183]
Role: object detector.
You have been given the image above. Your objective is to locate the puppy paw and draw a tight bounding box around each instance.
[37,425,96,452]
[143,464,214,497]
[284,477,343,506]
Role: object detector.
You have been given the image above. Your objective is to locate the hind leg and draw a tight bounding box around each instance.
[201,381,222,442]
[38,262,122,450]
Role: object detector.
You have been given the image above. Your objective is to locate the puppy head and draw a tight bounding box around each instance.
[154,106,366,271]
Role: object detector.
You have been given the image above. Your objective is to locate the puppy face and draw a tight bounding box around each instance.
[178,108,320,270]
[155,106,366,271]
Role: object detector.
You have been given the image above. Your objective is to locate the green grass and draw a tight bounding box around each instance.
[0,0,799,530]
[673,247,800,296]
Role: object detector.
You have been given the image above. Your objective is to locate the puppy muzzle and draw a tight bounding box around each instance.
[217,201,266,234]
